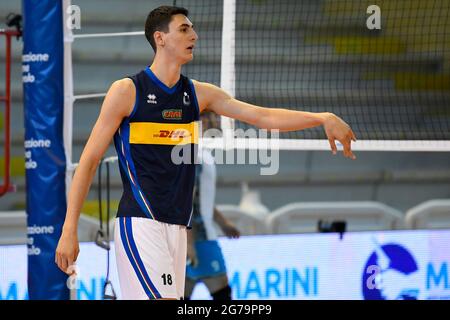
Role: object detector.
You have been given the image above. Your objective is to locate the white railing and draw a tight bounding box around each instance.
[405,199,450,229]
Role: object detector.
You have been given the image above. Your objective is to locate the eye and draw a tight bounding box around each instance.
[180,28,187,33]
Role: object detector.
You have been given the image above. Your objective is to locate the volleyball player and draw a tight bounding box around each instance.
[56,6,356,299]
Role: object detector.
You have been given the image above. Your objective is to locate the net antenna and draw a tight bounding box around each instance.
[0,13,22,197]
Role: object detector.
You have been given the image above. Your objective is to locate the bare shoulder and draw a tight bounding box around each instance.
[111,77,134,92]
[110,78,135,100]
[192,79,218,95]
[103,78,136,118]
[192,80,209,112]
[192,80,230,112]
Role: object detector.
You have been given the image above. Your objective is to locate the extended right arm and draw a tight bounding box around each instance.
[55,78,135,274]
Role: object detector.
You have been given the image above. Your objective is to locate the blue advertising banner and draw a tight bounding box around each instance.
[22,0,69,299]
[2,229,450,300]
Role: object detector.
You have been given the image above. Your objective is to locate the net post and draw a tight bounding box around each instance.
[220,0,236,149]
[63,2,78,300]
[63,0,75,209]
[0,29,20,196]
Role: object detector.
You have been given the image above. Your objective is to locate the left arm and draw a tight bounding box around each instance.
[213,207,240,239]
[193,80,357,159]
[186,227,198,267]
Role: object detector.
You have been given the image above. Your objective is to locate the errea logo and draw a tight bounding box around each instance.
[147,94,157,104]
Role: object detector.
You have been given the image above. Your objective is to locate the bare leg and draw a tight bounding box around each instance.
[203,274,229,295]
[184,277,197,299]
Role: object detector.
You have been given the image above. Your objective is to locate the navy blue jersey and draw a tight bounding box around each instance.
[114,66,200,226]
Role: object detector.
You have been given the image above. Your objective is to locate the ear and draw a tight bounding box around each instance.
[154,31,165,47]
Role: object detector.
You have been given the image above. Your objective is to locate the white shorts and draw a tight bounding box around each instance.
[114,217,187,300]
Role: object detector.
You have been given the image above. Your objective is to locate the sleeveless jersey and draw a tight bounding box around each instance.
[114,66,200,226]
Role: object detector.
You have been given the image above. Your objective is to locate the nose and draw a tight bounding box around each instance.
[192,29,198,41]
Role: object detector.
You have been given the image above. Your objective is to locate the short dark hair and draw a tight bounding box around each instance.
[145,6,189,52]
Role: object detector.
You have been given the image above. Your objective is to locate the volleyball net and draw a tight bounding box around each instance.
[178,0,450,151]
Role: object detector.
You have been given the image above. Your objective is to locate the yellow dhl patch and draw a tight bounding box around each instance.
[129,121,198,145]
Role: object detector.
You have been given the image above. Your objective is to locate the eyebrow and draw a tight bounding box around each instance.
[178,23,193,29]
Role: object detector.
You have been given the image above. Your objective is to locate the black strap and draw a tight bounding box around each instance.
[95,160,109,250]
[106,162,110,241]
[96,159,117,300]
[98,160,103,230]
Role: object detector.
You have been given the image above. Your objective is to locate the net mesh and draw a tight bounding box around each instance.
[177,0,224,130]
[179,0,223,88]
[186,0,450,142]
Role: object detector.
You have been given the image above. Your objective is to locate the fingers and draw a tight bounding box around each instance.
[328,138,337,155]
[339,128,357,159]
[329,135,356,160]
[191,255,199,268]
[228,232,239,239]
[351,129,357,142]
[55,251,77,275]
[57,253,68,273]
[61,256,69,274]
[55,253,61,271]
[225,227,240,239]
[187,247,198,267]
[66,261,78,276]
[325,117,357,159]
[343,140,356,160]
[67,257,75,275]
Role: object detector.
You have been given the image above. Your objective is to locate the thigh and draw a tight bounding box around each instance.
[184,277,197,298]
[114,217,178,299]
[167,224,187,299]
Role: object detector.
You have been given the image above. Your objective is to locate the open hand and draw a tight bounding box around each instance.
[323,113,357,160]
[187,244,198,267]
[55,231,80,275]
[221,222,240,239]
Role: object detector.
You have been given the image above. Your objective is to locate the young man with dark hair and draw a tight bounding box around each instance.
[145,6,189,52]
[56,6,356,300]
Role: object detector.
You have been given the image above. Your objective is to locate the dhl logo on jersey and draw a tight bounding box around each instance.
[155,129,191,139]
[129,121,198,145]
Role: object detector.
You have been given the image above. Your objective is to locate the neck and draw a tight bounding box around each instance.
[150,53,182,88]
